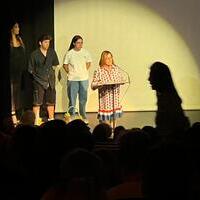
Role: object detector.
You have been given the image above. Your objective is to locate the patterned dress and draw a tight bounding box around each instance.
[92,65,123,121]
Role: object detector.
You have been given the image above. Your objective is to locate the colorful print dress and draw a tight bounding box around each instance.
[92,65,123,121]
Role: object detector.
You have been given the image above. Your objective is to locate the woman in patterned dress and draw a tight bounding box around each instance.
[91,50,124,128]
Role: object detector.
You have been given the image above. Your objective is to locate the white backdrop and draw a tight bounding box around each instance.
[54,0,200,112]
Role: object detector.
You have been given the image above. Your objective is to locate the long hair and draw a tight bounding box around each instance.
[68,35,83,51]
[99,50,115,67]
[10,21,24,48]
[149,61,177,93]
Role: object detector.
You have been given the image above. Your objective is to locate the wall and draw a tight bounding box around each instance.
[54,0,200,112]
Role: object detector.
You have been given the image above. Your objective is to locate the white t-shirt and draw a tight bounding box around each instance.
[63,48,92,81]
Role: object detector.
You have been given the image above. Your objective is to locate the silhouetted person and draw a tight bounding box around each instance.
[148,61,190,138]
[113,125,126,144]
[19,110,35,126]
[107,129,149,199]
[42,148,107,200]
[66,119,94,151]
[143,142,192,200]
[92,123,112,143]
[142,125,160,147]
[9,21,27,125]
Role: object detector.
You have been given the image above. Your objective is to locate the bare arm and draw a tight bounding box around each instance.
[86,62,91,70]
[63,64,69,73]
[52,65,58,70]
[91,81,103,90]
[91,69,103,90]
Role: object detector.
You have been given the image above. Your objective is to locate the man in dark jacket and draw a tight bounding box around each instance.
[28,34,59,125]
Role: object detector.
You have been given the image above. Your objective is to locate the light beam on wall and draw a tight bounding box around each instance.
[54,0,200,112]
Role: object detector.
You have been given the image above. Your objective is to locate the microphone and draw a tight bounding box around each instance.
[115,65,131,104]
[115,65,131,84]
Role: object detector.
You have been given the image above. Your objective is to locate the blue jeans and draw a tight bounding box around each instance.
[67,80,89,119]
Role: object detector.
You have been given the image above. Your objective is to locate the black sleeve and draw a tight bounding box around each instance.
[52,50,59,66]
[28,53,35,74]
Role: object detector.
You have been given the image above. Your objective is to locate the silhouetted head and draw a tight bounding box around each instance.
[119,129,150,172]
[148,61,176,93]
[13,125,37,152]
[113,125,126,144]
[20,110,35,126]
[66,119,94,151]
[92,123,112,143]
[61,148,103,181]
[60,148,106,199]
[142,126,160,147]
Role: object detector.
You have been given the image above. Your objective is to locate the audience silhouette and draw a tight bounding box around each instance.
[0,61,199,200]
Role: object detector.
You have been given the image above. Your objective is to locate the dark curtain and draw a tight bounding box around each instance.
[0,0,54,125]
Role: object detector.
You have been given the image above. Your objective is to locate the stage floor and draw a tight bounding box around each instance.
[55,110,200,131]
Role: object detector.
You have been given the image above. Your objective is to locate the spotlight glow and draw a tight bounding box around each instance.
[54,0,200,112]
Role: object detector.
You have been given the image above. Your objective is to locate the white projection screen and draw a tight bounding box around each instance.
[54,0,200,113]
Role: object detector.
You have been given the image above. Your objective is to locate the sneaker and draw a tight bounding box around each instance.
[35,118,44,126]
[82,118,89,125]
[14,120,20,127]
[48,118,54,121]
[12,114,19,127]
[64,113,72,123]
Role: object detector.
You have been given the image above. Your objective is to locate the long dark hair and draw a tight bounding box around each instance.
[68,35,83,51]
[149,61,177,93]
[10,21,24,48]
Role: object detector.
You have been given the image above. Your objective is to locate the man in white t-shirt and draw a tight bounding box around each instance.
[63,35,92,124]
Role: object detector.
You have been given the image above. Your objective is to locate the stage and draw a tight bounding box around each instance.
[55,110,200,131]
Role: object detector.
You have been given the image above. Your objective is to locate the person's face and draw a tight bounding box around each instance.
[104,53,113,66]
[74,38,83,50]
[40,40,50,50]
[148,70,157,90]
[11,23,20,35]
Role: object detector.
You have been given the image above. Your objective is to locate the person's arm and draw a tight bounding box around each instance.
[86,62,91,70]
[28,54,35,75]
[52,50,59,70]
[91,69,103,90]
[91,82,103,90]
[52,66,58,70]
[63,51,70,74]
[85,50,92,70]
[63,64,69,74]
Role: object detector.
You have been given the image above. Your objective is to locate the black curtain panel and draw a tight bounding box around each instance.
[0,0,54,124]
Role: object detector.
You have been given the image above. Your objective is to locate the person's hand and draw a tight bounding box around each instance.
[91,80,103,90]
[97,80,103,86]
[58,69,62,81]
[96,80,104,89]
